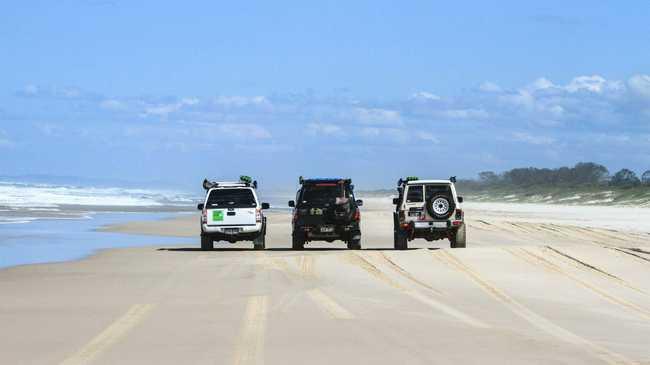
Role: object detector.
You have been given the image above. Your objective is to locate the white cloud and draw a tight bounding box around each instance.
[479,82,502,93]
[359,127,407,143]
[22,84,40,96]
[143,97,200,117]
[628,74,650,100]
[439,108,489,119]
[359,127,380,137]
[36,123,65,137]
[100,99,127,110]
[565,75,623,93]
[547,105,565,117]
[354,107,401,125]
[588,133,631,144]
[180,97,199,106]
[218,123,271,139]
[306,123,345,136]
[17,84,93,99]
[58,87,82,98]
[528,77,555,91]
[0,130,14,148]
[500,89,535,109]
[213,96,270,108]
[511,132,555,145]
[410,91,441,101]
[416,132,439,143]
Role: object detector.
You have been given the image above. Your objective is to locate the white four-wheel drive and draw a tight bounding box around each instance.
[197,176,269,251]
[393,176,466,249]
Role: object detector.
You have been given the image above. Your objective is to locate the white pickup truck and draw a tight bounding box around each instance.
[197,177,270,250]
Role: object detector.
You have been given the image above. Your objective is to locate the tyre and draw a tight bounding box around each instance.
[253,233,265,250]
[393,213,408,250]
[394,227,408,250]
[292,233,304,250]
[393,213,399,245]
[201,234,213,251]
[450,223,466,248]
[426,194,456,220]
[347,238,361,250]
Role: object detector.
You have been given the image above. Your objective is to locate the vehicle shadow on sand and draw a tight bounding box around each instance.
[157,247,440,252]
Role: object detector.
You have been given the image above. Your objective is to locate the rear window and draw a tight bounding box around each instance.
[299,184,350,205]
[206,188,257,208]
[406,185,423,202]
[425,184,452,199]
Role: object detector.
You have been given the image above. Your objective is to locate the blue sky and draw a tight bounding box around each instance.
[1,1,649,190]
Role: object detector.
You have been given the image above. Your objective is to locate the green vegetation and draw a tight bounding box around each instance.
[357,163,650,206]
[457,162,650,206]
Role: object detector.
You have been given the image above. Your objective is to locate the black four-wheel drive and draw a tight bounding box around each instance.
[289,177,362,250]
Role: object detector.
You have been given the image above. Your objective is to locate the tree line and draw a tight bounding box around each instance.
[466,162,650,189]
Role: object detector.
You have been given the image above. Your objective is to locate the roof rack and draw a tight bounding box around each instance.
[202,176,258,190]
[299,177,352,185]
[397,176,419,186]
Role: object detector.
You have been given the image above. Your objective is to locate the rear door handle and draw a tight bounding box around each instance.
[227,212,236,216]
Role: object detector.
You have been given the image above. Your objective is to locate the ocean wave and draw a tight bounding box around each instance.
[0,181,196,209]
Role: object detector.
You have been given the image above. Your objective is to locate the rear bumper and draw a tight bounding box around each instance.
[408,220,463,231]
[202,222,262,235]
[294,224,361,241]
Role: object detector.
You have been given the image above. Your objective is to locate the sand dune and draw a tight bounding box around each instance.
[1,199,649,364]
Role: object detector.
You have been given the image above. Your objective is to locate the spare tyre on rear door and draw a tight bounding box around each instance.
[426,194,455,220]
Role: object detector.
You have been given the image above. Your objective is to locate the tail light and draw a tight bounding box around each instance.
[353,209,361,222]
[455,209,463,220]
[292,211,299,223]
[201,208,207,224]
[256,208,262,223]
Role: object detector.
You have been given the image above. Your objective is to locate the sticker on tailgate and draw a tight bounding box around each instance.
[212,210,224,221]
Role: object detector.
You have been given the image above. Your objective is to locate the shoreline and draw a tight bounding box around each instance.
[0,211,194,270]
[3,199,650,271]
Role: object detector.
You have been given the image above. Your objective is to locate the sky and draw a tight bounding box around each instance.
[1,0,649,190]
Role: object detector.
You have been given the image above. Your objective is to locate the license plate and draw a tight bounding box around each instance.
[223,228,239,235]
[310,208,323,215]
[415,221,447,229]
[320,226,334,233]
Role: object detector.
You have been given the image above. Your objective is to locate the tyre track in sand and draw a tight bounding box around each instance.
[432,250,635,365]
[232,295,268,365]
[506,248,650,321]
[341,252,489,329]
[59,304,156,365]
[377,252,444,296]
[526,224,650,267]
[543,246,648,295]
[264,254,354,320]
[610,247,650,264]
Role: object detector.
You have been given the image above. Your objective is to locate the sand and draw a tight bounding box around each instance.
[1,198,649,364]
